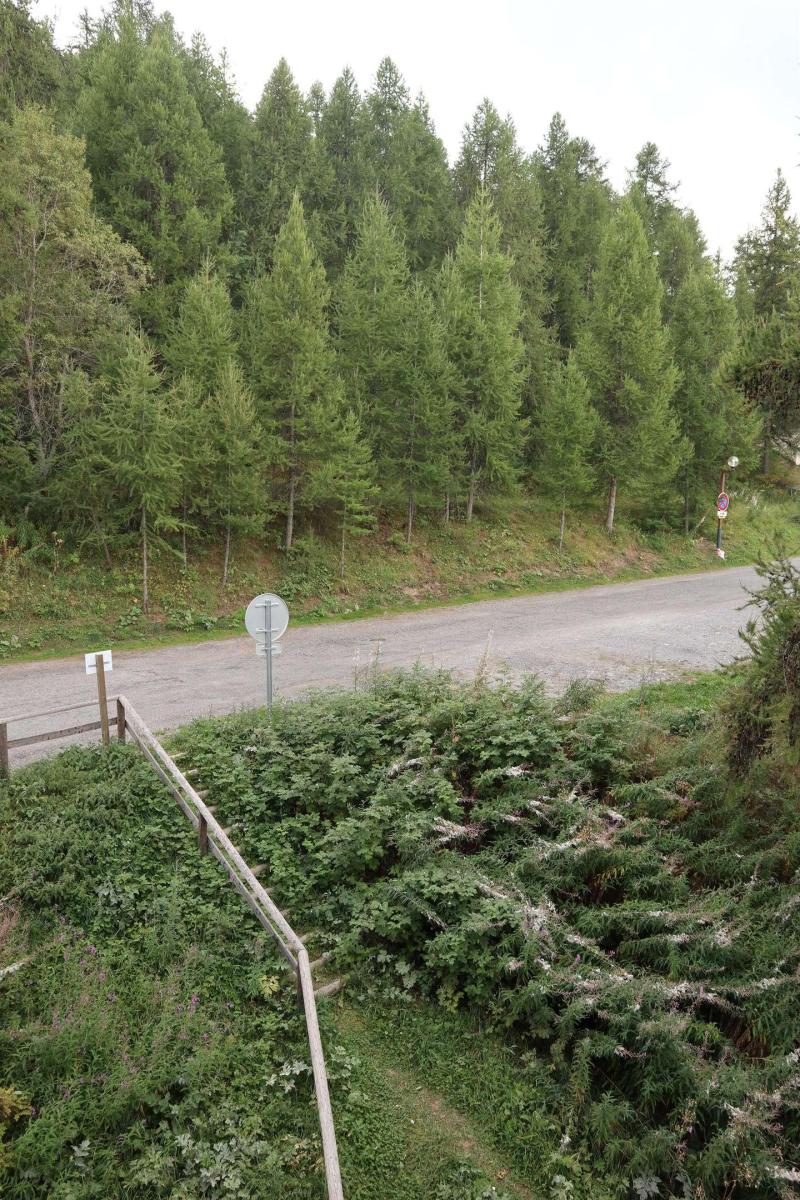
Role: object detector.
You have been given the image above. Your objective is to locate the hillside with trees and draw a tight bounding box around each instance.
[1,0,799,629]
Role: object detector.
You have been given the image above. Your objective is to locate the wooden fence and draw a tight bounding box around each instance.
[0,688,344,1200]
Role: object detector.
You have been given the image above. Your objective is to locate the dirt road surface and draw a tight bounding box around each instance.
[1,564,766,768]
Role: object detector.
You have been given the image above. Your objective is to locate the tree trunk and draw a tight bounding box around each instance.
[223,520,231,585]
[182,501,188,568]
[92,512,112,568]
[605,477,617,535]
[340,505,347,579]
[405,494,415,543]
[466,468,477,523]
[141,508,149,614]
[286,471,296,550]
[683,473,690,536]
[444,491,450,523]
[559,492,566,552]
[762,412,772,475]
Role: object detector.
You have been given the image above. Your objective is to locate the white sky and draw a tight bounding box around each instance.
[43,0,800,260]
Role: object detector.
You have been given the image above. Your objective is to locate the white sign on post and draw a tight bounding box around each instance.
[244,594,289,715]
[85,649,113,675]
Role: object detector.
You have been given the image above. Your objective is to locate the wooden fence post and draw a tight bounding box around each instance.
[95,653,110,747]
[198,815,208,855]
[0,722,8,781]
[116,699,126,743]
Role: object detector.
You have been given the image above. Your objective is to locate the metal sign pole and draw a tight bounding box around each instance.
[262,599,273,716]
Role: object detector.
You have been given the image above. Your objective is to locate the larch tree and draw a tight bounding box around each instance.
[306,390,376,576]
[316,68,368,275]
[441,188,526,521]
[240,193,334,548]
[206,359,263,583]
[0,106,143,491]
[0,0,64,123]
[336,194,411,471]
[241,59,314,266]
[575,196,682,534]
[100,330,178,612]
[453,99,553,420]
[534,357,598,550]
[75,10,231,333]
[392,280,455,541]
[670,265,759,528]
[535,113,612,347]
[165,261,236,395]
[733,170,800,321]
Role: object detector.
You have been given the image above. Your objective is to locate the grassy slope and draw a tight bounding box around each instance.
[2,485,798,663]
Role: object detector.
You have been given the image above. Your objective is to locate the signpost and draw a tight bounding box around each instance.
[85,650,113,745]
[245,593,289,715]
[714,458,739,560]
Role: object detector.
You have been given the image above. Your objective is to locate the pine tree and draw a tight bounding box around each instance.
[306,392,376,576]
[206,360,263,583]
[0,106,143,489]
[575,197,682,533]
[179,34,252,203]
[316,68,367,275]
[165,262,236,395]
[534,357,598,550]
[0,0,64,123]
[335,194,411,473]
[361,60,453,269]
[240,193,334,548]
[101,330,179,611]
[169,373,212,565]
[670,266,758,528]
[392,280,455,540]
[75,11,231,334]
[733,170,800,320]
[241,58,314,265]
[536,113,612,347]
[454,99,553,433]
[442,188,527,520]
[728,308,800,474]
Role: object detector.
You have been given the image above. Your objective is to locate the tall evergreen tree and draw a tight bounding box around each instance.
[241,58,314,265]
[169,373,212,564]
[75,11,231,333]
[240,193,334,548]
[441,188,526,520]
[100,330,178,611]
[206,359,263,583]
[576,197,682,533]
[336,194,411,469]
[392,280,454,540]
[733,170,800,321]
[306,392,376,576]
[165,262,236,394]
[670,266,758,528]
[534,357,598,550]
[728,308,800,474]
[536,113,612,347]
[0,106,143,490]
[455,99,553,427]
[179,34,252,203]
[316,68,367,275]
[0,0,63,122]
[361,59,453,268]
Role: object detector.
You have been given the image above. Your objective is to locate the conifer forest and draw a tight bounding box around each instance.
[3,0,800,608]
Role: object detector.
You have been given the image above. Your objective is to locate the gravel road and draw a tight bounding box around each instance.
[1,564,766,768]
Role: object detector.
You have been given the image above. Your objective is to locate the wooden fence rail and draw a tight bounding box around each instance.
[1,691,345,1199]
[0,697,119,778]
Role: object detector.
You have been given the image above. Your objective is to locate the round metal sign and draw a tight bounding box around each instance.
[245,593,289,643]
[716,492,729,513]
